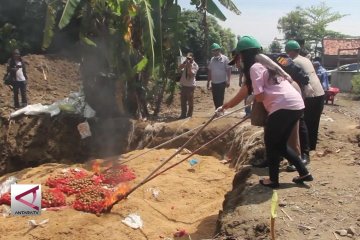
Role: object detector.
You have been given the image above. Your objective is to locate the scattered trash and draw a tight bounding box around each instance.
[0,176,17,196]
[122,213,143,229]
[28,219,49,229]
[173,229,190,238]
[219,159,230,164]
[147,188,160,200]
[77,122,92,139]
[10,103,60,118]
[188,159,198,167]
[9,90,96,119]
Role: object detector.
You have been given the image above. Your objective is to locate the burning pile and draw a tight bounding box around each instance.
[0,162,136,215]
[42,188,66,208]
[43,163,135,214]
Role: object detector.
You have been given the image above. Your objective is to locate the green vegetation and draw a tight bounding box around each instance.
[278,2,349,54]
[0,0,238,117]
[352,74,360,96]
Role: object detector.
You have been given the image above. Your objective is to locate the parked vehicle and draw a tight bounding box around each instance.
[326,63,360,82]
[196,62,208,80]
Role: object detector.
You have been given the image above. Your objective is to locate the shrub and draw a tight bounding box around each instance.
[351,74,360,95]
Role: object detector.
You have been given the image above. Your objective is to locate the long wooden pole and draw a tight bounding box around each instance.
[105,116,249,212]
[120,105,248,164]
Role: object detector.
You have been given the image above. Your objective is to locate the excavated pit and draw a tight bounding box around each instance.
[0,113,266,239]
[0,114,265,175]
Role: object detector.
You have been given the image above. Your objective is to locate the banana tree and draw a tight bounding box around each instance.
[42,0,182,117]
[190,0,240,60]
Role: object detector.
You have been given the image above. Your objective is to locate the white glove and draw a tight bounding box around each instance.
[215,106,225,117]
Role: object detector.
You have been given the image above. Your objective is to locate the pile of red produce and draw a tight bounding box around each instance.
[102,165,136,185]
[0,165,136,214]
[41,188,66,208]
[0,193,11,205]
[44,166,134,214]
[73,187,110,214]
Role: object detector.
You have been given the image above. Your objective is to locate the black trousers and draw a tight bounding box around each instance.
[211,82,226,109]
[180,86,195,117]
[299,116,310,155]
[304,95,325,150]
[13,81,27,108]
[265,109,309,183]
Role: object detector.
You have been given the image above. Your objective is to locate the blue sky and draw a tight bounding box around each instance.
[182,0,360,47]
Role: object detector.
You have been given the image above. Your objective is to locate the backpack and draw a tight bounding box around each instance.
[267,53,309,87]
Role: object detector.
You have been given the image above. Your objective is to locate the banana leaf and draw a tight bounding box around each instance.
[207,0,226,21]
[59,0,82,29]
[217,0,241,15]
[42,4,56,50]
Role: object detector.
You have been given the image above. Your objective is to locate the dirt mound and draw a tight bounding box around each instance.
[0,54,81,115]
[215,99,360,240]
[0,149,234,240]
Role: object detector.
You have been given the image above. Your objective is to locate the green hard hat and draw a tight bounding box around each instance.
[210,43,221,50]
[235,36,261,52]
[285,40,301,52]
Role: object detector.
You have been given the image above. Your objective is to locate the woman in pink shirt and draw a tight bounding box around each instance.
[218,36,313,188]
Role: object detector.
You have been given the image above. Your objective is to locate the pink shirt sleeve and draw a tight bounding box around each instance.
[250,63,267,95]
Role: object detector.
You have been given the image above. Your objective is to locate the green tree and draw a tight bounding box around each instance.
[0,0,47,62]
[278,2,348,55]
[180,10,236,62]
[269,40,282,53]
[303,2,348,54]
[277,7,308,41]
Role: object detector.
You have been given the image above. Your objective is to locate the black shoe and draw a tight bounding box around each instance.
[302,153,310,165]
[286,165,296,172]
[259,179,279,188]
[292,174,313,184]
[178,115,186,120]
[252,160,269,168]
[286,157,309,172]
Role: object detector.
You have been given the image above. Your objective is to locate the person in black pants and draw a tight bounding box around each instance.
[217,36,313,188]
[286,41,325,152]
[7,49,28,108]
[304,96,325,150]
[207,43,231,109]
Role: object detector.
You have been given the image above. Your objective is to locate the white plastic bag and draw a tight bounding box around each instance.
[10,103,61,118]
[83,104,96,118]
[122,213,143,229]
[0,176,17,197]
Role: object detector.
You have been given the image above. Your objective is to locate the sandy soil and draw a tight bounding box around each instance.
[217,94,360,240]
[0,149,235,240]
